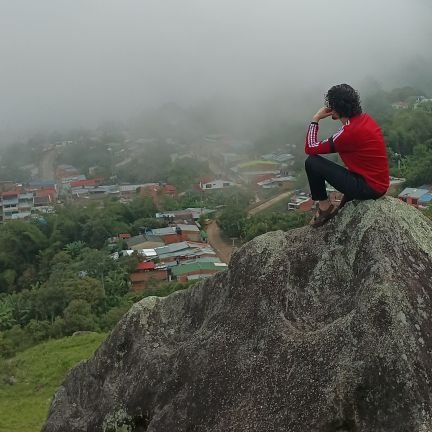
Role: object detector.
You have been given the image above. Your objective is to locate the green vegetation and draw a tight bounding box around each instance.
[0,183,252,360]
[218,207,308,240]
[159,187,254,211]
[243,212,309,241]
[0,195,195,359]
[362,86,432,186]
[0,333,106,432]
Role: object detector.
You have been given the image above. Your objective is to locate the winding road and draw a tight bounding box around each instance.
[39,149,57,179]
[248,190,293,215]
[207,221,234,264]
[207,190,294,264]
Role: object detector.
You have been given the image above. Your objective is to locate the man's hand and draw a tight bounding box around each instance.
[312,107,333,122]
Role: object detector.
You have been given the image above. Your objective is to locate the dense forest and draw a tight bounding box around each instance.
[0,188,256,358]
[0,196,190,358]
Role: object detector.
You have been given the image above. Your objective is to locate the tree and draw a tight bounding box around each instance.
[243,212,309,241]
[128,197,157,220]
[0,221,48,292]
[416,101,432,113]
[217,207,247,238]
[132,218,167,234]
[63,300,97,334]
[0,300,15,331]
[403,144,432,186]
[25,319,51,342]
[31,282,68,322]
[64,241,87,258]
[63,277,105,311]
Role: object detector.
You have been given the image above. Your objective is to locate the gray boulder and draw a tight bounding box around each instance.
[43,198,432,432]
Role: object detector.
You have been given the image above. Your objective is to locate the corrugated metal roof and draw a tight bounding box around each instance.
[419,194,432,203]
[139,248,157,257]
[176,224,200,232]
[183,257,221,264]
[172,261,227,276]
[126,234,146,246]
[399,188,430,199]
[187,274,214,281]
[164,254,218,267]
[155,241,190,255]
[151,227,177,236]
[29,179,58,186]
[120,183,158,192]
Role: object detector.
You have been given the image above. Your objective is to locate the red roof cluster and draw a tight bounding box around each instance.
[163,184,177,194]
[118,233,131,239]
[136,261,156,271]
[36,189,56,198]
[2,190,19,197]
[70,179,98,188]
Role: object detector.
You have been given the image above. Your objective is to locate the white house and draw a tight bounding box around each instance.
[200,180,236,191]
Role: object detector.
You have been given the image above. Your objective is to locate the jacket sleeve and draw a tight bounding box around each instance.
[305,122,350,155]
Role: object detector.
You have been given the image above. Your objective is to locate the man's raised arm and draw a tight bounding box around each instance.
[305,107,334,155]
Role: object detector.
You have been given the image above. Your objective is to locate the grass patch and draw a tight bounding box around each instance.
[0,333,106,432]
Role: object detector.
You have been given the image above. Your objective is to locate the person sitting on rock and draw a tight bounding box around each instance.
[305,83,389,228]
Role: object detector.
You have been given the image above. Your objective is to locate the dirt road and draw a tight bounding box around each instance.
[207,221,233,264]
[248,190,293,216]
[206,191,295,263]
[39,149,57,179]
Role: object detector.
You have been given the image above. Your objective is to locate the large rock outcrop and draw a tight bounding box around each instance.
[43,198,432,432]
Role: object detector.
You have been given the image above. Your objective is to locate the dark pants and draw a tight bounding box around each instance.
[305,155,383,206]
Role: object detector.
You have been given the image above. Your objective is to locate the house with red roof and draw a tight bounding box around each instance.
[70,179,99,188]
[162,184,177,197]
[129,261,168,291]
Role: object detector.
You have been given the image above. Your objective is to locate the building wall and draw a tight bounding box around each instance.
[1,192,35,221]
[400,196,420,208]
[159,253,216,264]
[160,232,201,245]
[176,269,219,283]
[299,199,313,212]
[130,270,167,292]
[201,180,234,191]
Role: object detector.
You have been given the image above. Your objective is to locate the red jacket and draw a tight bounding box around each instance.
[305,113,390,194]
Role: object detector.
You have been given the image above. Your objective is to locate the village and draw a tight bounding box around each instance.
[0,134,419,294]
[0,138,304,291]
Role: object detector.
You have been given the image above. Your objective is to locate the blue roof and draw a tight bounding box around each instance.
[419,193,432,203]
[399,188,430,199]
[151,227,176,236]
[29,179,58,186]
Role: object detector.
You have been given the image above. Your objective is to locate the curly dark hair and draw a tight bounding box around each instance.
[325,84,362,118]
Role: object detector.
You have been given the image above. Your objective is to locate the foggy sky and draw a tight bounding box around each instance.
[0,0,431,132]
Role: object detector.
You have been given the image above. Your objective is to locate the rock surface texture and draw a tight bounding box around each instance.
[43,198,432,432]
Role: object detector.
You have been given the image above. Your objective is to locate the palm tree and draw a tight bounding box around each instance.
[64,241,87,258]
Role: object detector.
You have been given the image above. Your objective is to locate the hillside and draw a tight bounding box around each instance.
[43,197,432,431]
[0,333,106,432]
